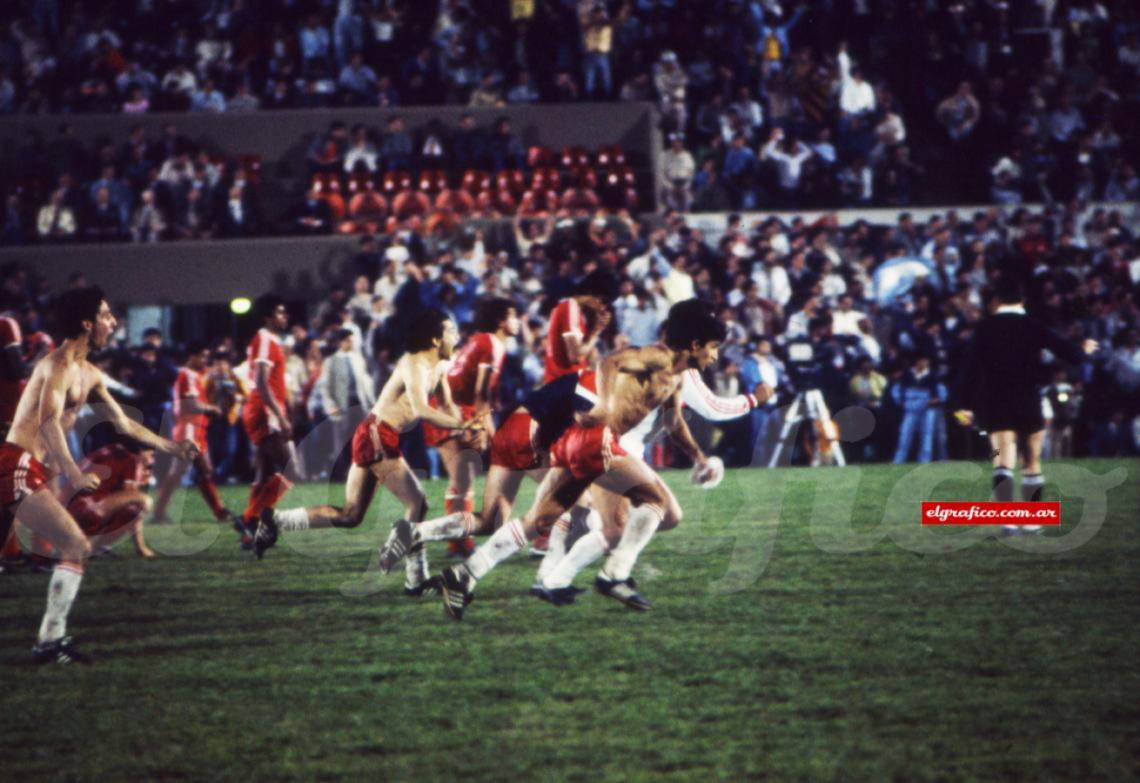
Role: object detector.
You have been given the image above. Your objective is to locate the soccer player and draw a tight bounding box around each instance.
[956,275,1097,535]
[61,441,158,559]
[238,295,295,545]
[151,342,233,526]
[381,360,768,602]
[0,287,195,663]
[254,309,483,595]
[544,292,611,383]
[530,279,611,556]
[533,356,769,608]
[0,308,32,564]
[437,300,724,620]
[420,298,519,555]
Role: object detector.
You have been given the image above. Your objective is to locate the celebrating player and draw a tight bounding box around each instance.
[151,342,233,526]
[0,287,195,663]
[254,309,483,595]
[956,275,1097,535]
[237,295,294,545]
[420,297,518,555]
[437,300,725,620]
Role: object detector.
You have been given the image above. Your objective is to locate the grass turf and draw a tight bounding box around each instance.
[1,459,1137,782]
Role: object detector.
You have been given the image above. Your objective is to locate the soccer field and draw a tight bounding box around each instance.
[1,459,1137,782]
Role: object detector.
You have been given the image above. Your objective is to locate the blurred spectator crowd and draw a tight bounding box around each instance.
[3,197,1138,478]
[0,0,1135,219]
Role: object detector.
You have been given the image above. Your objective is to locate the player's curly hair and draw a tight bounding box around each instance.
[474,297,515,334]
[575,295,608,334]
[663,299,726,351]
[53,286,106,340]
[406,308,450,353]
[254,294,285,324]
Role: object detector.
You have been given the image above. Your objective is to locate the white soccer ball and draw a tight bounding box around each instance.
[690,456,724,490]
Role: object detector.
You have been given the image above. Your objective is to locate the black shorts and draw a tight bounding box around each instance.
[978,399,1044,435]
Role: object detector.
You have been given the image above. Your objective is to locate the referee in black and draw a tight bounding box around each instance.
[956,275,1098,532]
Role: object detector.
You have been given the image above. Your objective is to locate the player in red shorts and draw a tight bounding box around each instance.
[1,287,195,663]
[60,441,158,558]
[531,278,612,555]
[151,342,233,527]
[254,310,483,595]
[0,309,33,565]
[420,298,519,555]
[237,295,295,546]
[438,300,724,620]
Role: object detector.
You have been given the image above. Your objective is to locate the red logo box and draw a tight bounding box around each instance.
[921,502,1061,526]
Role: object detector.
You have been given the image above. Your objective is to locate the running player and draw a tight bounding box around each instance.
[437,300,724,620]
[151,342,233,526]
[956,275,1097,535]
[420,297,518,555]
[0,287,195,663]
[237,295,294,545]
[254,309,483,595]
[61,441,158,559]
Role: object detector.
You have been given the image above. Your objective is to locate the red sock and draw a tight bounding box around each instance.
[195,474,226,519]
[245,473,293,524]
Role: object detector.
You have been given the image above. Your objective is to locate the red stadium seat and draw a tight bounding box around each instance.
[560,145,590,170]
[238,154,263,183]
[461,169,491,195]
[526,145,556,169]
[382,170,412,196]
[496,169,527,195]
[347,170,373,194]
[418,169,448,193]
[595,145,626,168]
[569,165,598,190]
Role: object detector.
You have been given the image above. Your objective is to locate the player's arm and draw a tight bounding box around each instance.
[89,369,197,460]
[663,385,706,465]
[36,360,97,491]
[680,368,756,422]
[255,362,291,436]
[406,362,473,430]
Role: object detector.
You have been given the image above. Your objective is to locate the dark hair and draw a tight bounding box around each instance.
[995,273,1024,304]
[575,268,619,302]
[406,308,450,352]
[54,286,106,340]
[474,297,515,333]
[663,299,726,351]
[254,294,285,324]
[186,340,209,356]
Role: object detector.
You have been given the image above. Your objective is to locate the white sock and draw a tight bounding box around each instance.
[416,512,474,542]
[464,519,526,581]
[275,507,310,532]
[544,529,609,589]
[535,514,571,583]
[405,544,429,587]
[38,566,84,644]
[601,505,663,582]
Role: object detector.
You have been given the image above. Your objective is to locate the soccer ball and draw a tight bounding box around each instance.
[690,456,724,490]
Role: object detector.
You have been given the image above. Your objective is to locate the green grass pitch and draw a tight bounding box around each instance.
[1,459,1137,782]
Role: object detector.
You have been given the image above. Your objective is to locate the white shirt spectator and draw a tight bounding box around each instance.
[751,263,791,308]
[761,138,813,190]
[837,49,875,115]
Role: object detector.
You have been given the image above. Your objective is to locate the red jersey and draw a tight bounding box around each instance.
[0,315,23,424]
[246,328,288,410]
[172,366,207,429]
[67,444,143,504]
[544,298,588,383]
[446,332,506,406]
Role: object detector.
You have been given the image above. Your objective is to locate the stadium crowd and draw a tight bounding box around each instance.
[3,199,1138,484]
[1,0,1137,243]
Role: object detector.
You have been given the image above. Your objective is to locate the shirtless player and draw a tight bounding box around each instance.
[253,309,482,595]
[437,300,725,620]
[0,287,195,663]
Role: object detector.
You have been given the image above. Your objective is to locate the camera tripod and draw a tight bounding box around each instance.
[767,388,846,468]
